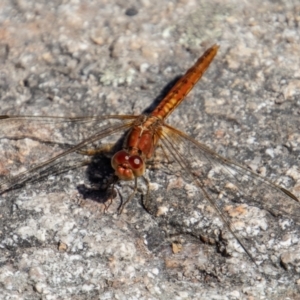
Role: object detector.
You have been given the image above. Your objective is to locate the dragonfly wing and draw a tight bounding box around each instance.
[0,115,136,193]
[0,115,136,144]
[146,123,300,269]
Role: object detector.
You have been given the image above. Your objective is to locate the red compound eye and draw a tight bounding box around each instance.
[112,150,129,166]
[128,155,143,169]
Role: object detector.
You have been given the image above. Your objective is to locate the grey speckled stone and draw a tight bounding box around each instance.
[0,0,300,299]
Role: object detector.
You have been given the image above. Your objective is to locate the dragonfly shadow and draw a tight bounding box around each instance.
[76,153,118,205]
[76,125,130,206]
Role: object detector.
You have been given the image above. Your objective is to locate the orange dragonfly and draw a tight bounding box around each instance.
[0,45,299,266]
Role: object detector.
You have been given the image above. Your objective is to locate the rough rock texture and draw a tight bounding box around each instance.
[0,0,300,299]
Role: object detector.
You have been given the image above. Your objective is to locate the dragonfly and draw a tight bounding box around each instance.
[0,45,299,267]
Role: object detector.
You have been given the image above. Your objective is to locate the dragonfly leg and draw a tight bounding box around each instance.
[117,177,138,214]
[103,175,123,213]
[146,144,173,174]
[103,197,113,212]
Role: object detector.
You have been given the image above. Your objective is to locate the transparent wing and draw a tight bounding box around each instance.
[146,122,300,270]
[0,115,136,144]
[0,115,137,193]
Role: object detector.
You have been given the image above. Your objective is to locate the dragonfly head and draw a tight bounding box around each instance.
[111,150,145,181]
